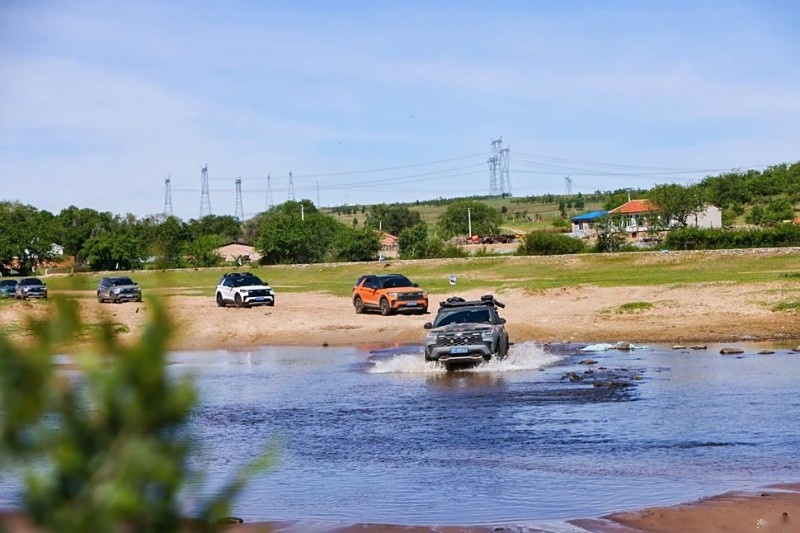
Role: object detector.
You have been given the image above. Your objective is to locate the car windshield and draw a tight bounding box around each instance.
[380,276,413,289]
[233,275,264,287]
[21,278,43,286]
[434,308,492,327]
[111,277,135,286]
[1,280,17,287]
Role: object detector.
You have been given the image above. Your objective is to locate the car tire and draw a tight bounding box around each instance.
[267,300,275,307]
[97,292,104,303]
[234,293,243,308]
[417,307,428,315]
[353,295,364,314]
[379,298,392,316]
[216,293,225,307]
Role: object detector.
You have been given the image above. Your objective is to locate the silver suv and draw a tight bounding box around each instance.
[97,276,142,303]
[423,295,509,370]
[215,272,275,308]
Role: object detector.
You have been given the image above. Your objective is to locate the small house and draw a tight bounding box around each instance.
[570,210,609,237]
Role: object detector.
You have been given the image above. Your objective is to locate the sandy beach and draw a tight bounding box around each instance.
[5,277,797,352]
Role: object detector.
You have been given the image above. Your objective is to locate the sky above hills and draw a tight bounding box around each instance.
[1,1,798,221]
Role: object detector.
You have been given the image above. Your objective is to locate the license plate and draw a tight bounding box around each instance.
[406,302,418,307]
[255,297,265,302]
[450,346,469,354]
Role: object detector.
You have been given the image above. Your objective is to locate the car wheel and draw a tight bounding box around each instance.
[97,292,104,303]
[267,300,275,307]
[111,294,118,304]
[234,293,243,308]
[216,293,225,307]
[379,298,392,316]
[417,307,428,315]
[353,295,364,314]
[136,297,142,303]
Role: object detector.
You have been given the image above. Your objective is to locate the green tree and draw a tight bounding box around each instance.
[153,216,188,268]
[80,232,143,271]
[364,204,422,236]
[0,202,58,274]
[333,227,381,262]
[646,183,705,228]
[257,200,340,264]
[763,198,795,223]
[398,223,429,259]
[56,206,116,257]
[183,234,224,267]
[437,200,501,239]
[186,215,242,243]
[0,299,276,531]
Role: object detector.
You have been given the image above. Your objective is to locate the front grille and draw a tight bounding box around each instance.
[120,288,139,295]
[436,331,482,347]
[247,289,271,297]
[398,292,424,301]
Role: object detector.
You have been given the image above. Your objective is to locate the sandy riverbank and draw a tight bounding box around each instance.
[4,281,796,351]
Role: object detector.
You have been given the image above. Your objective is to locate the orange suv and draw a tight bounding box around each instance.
[352,274,428,316]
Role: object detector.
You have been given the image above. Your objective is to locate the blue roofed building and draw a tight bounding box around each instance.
[570,210,608,238]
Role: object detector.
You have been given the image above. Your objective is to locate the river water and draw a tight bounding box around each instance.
[3,342,800,531]
[178,341,800,530]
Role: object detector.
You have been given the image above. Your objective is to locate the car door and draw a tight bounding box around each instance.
[361,276,380,307]
[220,277,236,303]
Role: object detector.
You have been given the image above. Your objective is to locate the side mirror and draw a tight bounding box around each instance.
[413,283,419,287]
[500,318,506,324]
[423,322,432,329]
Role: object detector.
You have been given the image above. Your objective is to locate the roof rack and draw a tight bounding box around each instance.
[439,294,505,309]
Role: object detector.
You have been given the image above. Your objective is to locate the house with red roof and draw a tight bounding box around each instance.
[609,200,722,239]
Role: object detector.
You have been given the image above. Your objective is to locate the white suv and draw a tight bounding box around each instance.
[215,272,275,308]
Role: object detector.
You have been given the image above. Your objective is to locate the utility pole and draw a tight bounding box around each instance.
[300,204,304,221]
[467,207,472,237]
[164,176,173,217]
[199,164,212,218]
[234,177,244,221]
[565,176,573,195]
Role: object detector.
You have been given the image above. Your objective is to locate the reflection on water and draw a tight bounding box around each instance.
[2,341,800,531]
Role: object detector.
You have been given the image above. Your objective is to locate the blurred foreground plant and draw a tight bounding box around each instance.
[0,298,276,531]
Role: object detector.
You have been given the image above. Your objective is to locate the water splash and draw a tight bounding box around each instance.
[366,342,564,374]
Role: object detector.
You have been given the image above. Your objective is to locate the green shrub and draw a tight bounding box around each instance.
[517,231,585,256]
[0,299,276,530]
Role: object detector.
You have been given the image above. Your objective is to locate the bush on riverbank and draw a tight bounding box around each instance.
[665,224,800,250]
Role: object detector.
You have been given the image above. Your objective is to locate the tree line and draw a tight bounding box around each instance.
[2,162,798,273]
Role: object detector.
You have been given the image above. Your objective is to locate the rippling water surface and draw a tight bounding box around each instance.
[3,342,800,530]
[179,342,800,529]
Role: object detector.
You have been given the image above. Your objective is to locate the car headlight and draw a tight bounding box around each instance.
[387,291,400,298]
[425,332,438,343]
[481,331,495,342]
[240,290,249,295]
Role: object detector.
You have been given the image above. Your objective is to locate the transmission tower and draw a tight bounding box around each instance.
[164,176,173,217]
[199,164,212,217]
[265,173,274,210]
[565,176,573,195]
[234,178,244,221]
[488,138,512,196]
[499,146,511,196]
[287,171,295,201]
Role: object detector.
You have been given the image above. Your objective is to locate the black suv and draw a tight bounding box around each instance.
[423,295,509,370]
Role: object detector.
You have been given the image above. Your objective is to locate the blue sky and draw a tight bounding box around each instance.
[1,1,798,221]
